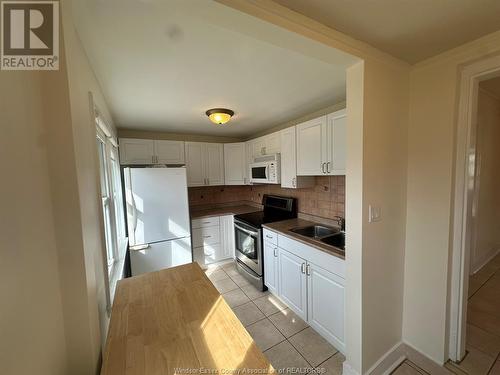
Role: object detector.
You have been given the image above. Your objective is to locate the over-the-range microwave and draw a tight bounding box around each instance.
[250,154,281,184]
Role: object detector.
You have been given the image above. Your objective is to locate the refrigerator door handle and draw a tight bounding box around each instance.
[130,244,150,251]
[131,191,138,232]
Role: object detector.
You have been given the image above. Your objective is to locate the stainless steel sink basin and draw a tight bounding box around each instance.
[320,232,345,250]
[290,225,340,239]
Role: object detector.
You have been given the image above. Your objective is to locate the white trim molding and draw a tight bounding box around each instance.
[449,53,500,362]
[342,361,361,375]
[366,342,405,375]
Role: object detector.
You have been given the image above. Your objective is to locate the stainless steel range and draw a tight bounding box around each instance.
[234,195,297,290]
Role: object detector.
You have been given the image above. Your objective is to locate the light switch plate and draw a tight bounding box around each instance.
[369,205,381,223]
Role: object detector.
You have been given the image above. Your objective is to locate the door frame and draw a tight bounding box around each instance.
[449,54,500,362]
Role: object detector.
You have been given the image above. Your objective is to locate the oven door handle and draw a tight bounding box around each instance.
[235,223,259,237]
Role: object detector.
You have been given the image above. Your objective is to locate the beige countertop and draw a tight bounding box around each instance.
[101,263,273,375]
[190,203,261,219]
[263,218,345,260]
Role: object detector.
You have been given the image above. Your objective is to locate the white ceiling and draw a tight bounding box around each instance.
[274,0,500,64]
[71,0,358,137]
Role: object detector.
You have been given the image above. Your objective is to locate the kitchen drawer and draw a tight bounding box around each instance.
[278,234,345,278]
[192,216,220,229]
[193,243,222,266]
[263,229,278,245]
[192,226,220,248]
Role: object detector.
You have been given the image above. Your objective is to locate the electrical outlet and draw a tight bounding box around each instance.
[369,205,381,223]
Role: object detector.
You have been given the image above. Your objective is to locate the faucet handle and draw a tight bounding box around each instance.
[333,216,345,231]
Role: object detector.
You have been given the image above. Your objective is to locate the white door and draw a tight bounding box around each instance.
[220,215,235,260]
[264,131,281,154]
[185,142,205,186]
[130,237,192,276]
[263,241,279,294]
[205,143,224,185]
[307,261,345,352]
[155,140,185,164]
[278,248,307,319]
[224,143,246,185]
[296,116,327,175]
[119,138,154,165]
[280,127,296,188]
[326,109,347,175]
[127,168,190,245]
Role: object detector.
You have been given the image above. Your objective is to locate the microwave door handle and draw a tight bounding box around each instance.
[265,165,269,179]
[235,223,258,237]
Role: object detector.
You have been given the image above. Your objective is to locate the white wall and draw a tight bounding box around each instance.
[0,72,68,374]
[403,30,500,364]
[470,88,500,273]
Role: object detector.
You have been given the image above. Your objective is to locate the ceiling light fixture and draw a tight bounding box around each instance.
[206,108,234,125]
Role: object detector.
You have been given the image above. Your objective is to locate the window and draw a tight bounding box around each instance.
[96,115,125,276]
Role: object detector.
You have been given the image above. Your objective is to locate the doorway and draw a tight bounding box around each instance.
[449,55,500,373]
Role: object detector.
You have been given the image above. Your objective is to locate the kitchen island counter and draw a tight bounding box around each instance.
[101,262,273,375]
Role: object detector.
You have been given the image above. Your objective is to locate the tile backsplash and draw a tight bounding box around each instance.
[188,176,345,219]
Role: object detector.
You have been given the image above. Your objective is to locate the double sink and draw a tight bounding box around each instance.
[290,225,345,251]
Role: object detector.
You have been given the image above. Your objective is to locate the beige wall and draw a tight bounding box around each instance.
[361,58,409,373]
[59,0,118,372]
[470,88,500,273]
[403,30,500,364]
[0,73,68,374]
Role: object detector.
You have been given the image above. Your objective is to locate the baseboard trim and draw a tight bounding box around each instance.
[343,361,361,375]
[403,341,453,374]
[472,248,500,275]
[344,341,455,375]
[367,341,406,375]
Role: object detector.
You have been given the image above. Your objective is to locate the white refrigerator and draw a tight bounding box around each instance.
[124,167,192,276]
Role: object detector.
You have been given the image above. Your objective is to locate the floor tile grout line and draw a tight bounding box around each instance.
[405,359,431,375]
[486,350,500,374]
[468,268,499,300]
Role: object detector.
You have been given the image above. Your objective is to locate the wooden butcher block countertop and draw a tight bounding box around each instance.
[101,263,273,375]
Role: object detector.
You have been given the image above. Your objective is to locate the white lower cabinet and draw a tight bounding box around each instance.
[307,261,345,352]
[220,215,235,259]
[264,229,346,353]
[263,240,279,294]
[278,248,308,320]
[192,215,235,267]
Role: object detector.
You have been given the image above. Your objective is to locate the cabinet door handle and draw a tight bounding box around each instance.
[321,163,326,174]
[273,247,278,257]
[301,263,306,274]
[203,235,211,239]
[306,264,311,276]
[292,177,296,188]
[152,155,155,164]
[266,234,273,239]
[327,162,331,173]
[206,178,209,185]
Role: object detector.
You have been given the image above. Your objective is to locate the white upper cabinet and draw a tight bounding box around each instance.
[205,143,224,186]
[119,138,155,165]
[185,142,224,187]
[185,142,205,186]
[155,140,185,164]
[296,116,326,175]
[325,109,347,175]
[224,143,247,185]
[119,138,184,165]
[296,109,347,176]
[264,131,281,155]
[250,131,281,158]
[280,127,314,189]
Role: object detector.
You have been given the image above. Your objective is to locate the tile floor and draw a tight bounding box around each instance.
[446,253,500,375]
[205,253,500,375]
[204,261,345,374]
